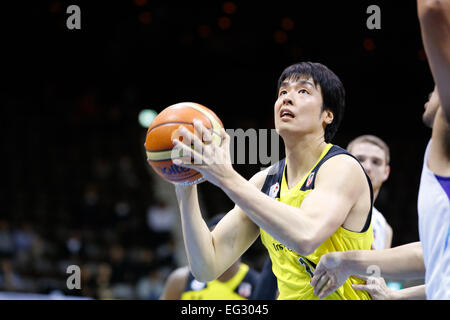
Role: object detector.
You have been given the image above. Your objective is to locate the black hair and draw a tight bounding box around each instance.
[276,62,345,143]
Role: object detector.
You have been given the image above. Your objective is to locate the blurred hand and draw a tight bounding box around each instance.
[352,276,394,300]
[310,251,352,299]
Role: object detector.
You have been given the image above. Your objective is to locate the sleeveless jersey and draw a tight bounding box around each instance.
[418,140,450,299]
[371,207,388,250]
[180,263,259,300]
[260,144,374,300]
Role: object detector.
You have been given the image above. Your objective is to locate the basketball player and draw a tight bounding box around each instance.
[159,214,260,300]
[171,61,374,299]
[347,135,393,250]
[311,0,450,300]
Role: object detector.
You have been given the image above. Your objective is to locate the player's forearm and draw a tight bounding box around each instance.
[390,284,427,300]
[175,185,220,281]
[418,0,450,120]
[220,171,315,256]
[343,242,425,280]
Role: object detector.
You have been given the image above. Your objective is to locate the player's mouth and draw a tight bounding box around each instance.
[280,107,295,121]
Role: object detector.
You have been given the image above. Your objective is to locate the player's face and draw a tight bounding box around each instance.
[350,142,390,193]
[274,77,332,139]
[423,87,441,128]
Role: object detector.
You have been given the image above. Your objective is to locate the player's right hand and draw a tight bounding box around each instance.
[310,251,351,299]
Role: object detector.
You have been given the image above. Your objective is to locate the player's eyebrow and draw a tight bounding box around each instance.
[280,80,315,90]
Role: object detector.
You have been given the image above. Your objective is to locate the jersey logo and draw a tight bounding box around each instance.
[190,279,206,291]
[306,172,315,188]
[269,183,280,198]
[237,282,252,298]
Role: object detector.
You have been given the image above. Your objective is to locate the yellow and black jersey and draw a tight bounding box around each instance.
[180,263,259,300]
[260,144,374,300]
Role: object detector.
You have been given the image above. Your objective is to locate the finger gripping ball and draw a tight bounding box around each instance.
[144,102,223,185]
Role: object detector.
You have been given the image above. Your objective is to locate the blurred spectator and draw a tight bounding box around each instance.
[0,259,25,292]
[96,263,113,299]
[13,222,35,254]
[0,221,14,258]
[136,269,165,300]
[146,201,176,243]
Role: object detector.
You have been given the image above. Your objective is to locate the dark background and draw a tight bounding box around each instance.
[1,0,433,298]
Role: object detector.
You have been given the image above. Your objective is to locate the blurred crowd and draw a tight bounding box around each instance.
[0,201,180,299]
[2,85,186,299]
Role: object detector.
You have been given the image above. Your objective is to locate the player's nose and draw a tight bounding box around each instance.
[282,96,293,106]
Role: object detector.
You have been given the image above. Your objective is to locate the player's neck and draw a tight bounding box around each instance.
[284,136,328,189]
[373,188,380,203]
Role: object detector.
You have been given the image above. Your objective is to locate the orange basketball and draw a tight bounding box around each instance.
[144,102,224,185]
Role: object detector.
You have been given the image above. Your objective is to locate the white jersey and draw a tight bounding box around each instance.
[371,207,387,250]
[418,140,450,300]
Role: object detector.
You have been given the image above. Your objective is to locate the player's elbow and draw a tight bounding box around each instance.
[418,0,447,20]
[294,235,320,256]
[296,246,315,257]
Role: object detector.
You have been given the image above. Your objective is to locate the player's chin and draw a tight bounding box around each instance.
[276,122,301,138]
[422,111,435,129]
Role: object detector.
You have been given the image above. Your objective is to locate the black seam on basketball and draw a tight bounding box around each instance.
[189,106,213,130]
[188,106,218,145]
[147,121,193,134]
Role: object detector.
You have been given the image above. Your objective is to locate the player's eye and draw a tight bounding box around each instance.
[373,159,382,166]
[279,90,287,96]
[298,89,309,94]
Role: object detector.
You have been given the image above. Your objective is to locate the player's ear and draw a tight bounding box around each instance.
[383,165,391,182]
[323,109,334,125]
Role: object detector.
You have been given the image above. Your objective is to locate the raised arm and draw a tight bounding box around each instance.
[418,0,450,122]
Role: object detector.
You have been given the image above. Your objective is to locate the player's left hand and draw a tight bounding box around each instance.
[172,120,234,188]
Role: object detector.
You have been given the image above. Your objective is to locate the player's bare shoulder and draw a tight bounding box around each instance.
[316,153,368,189]
[160,266,190,300]
[315,153,371,231]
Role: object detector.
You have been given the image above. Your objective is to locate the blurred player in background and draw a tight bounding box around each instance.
[311,0,450,300]
[172,61,375,300]
[252,257,278,300]
[347,135,393,250]
[159,214,260,300]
